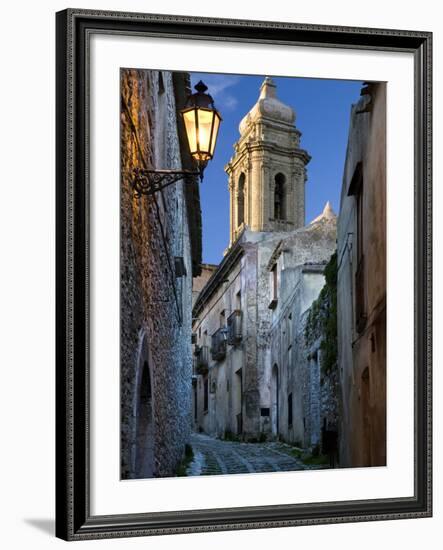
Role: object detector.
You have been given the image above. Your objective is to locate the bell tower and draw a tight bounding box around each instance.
[225,77,311,246]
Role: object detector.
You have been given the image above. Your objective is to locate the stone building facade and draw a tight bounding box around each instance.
[192,78,337,446]
[302,251,340,456]
[268,208,337,448]
[192,263,217,307]
[120,69,202,479]
[337,82,386,467]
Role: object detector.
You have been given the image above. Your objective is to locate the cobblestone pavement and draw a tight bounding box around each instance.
[186,432,314,476]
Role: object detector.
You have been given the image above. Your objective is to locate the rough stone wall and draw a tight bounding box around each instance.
[337,82,386,467]
[320,369,340,433]
[120,69,196,479]
[301,254,340,452]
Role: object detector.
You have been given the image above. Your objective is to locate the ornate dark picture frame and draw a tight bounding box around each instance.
[55,8,432,541]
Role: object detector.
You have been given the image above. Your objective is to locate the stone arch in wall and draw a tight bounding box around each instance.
[271,363,279,436]
[274,173,286,220]
[237,172,246,227]
[133,330,155,479]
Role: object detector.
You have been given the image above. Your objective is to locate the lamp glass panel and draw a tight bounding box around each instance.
[210,114,221,156]
[196,109,214,155]
[182,109,197,154]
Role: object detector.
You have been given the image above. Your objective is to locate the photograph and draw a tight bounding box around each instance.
[54,7,432,541]
[119,68,386,480]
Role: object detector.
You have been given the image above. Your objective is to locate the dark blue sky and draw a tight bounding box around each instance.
[190,72,363,265]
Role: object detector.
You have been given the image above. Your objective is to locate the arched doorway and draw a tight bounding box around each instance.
[271,364,279,436]
[134,334,155,478]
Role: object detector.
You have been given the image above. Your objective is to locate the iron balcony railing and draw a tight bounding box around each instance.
[211,328,227,361]
[194,344,210,375]
[227,309,242,346]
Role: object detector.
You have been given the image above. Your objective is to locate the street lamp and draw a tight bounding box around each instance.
[131,80,222,198]
[181,80,222,170]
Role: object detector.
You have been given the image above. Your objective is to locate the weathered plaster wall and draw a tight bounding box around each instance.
[267,212,337,446]
[192,250,244,437]
[337,82,386,467]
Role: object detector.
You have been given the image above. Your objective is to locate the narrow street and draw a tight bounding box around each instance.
[186,433,318,476]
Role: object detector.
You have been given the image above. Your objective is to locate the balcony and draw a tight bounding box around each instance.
[227,310,242,346]
[211,328,227,361]
[194,345,209,375]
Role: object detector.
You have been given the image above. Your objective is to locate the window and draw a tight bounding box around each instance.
[287,312,293,349]
[236,290,241,310]
[211,328,227,361]
[237,173,245,227]
[219,309,225,328]
[272,264,277,299]
[158,71,165,94]
[268,263,278,309]
[274,173,286,220]
[348,163,366,333]
[194,387,197,421]
[203,376,209,412]
[227,309,242,345]
[356,189,364,264]
[288,393,293,428]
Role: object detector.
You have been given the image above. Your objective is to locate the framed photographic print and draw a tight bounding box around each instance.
[55,9,432,541]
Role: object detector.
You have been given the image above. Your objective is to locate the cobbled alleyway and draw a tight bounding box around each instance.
[186,432,315,476]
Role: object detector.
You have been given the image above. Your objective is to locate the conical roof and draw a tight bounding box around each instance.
[309,201,337,224]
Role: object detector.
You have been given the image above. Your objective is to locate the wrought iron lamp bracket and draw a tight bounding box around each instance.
[131,168,201,198]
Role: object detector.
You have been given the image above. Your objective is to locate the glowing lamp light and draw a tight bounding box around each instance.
[130,79,222,198]
[181,80,222,175]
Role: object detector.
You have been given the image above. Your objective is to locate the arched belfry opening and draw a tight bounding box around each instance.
[237,173,245,227]
[274,173,286,220]
[134,332,155,479]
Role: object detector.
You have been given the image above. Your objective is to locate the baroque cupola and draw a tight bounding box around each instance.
[225,76,311,246]
[239,77,296,134]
